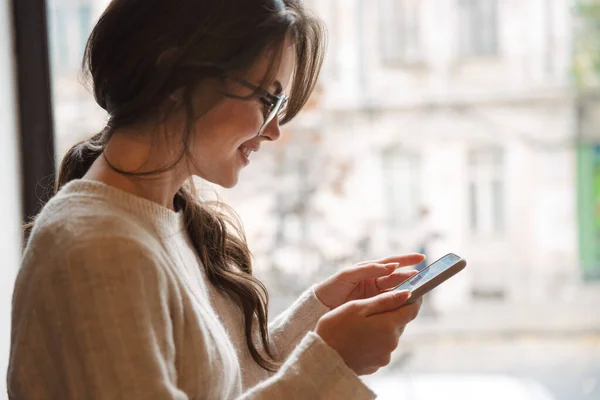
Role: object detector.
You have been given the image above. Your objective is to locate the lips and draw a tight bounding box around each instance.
[239,145,259,159]
[241,147,252,157]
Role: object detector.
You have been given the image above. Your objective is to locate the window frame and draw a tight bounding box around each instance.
[379,0,423,66]
[458,0,499,58]
[12,0,56,224]
[381,146,422,228]
[467,147,506,237]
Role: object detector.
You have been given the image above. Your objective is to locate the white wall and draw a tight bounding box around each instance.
[0,0,22,398]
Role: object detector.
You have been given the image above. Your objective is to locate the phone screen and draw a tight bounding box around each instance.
[394,253,461,292]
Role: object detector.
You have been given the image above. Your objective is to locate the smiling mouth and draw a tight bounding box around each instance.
[238,146,254,166]
[239,145,257,159]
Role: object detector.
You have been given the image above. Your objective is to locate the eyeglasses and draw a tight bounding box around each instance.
[228,77,289,137]
[180,63,289,137]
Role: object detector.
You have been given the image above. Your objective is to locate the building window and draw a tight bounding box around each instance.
[458,0,499,57]
[382,147,421,227]
[380,0,421,64]
[48,4,94,73]
[542,0,556,77]
[468,147,505,236]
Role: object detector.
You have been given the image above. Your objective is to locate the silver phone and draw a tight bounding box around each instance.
[394,253,467,303]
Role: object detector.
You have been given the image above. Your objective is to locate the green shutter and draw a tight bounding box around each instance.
[578,143,600,281]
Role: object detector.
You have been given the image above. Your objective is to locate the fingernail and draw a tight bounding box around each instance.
[386,262,400,269]
[395,290,411,299]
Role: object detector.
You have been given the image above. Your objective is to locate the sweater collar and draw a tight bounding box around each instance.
[59,179,185,235]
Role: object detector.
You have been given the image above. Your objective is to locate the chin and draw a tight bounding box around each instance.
[220,180,238,189]
[193,165,241,189]
[206,173,240,189]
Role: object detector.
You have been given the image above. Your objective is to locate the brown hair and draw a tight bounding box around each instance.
[50,0,325,371]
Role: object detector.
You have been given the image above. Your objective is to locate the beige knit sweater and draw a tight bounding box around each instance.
[8,180,375,400]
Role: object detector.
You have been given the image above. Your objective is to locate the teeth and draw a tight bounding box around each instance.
[242,147,252,157]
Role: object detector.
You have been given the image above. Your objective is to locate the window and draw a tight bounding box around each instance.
[1,5,22,396]
[79,5,93,54]
[382,147,421,227]
[380,0,421,64]
[274,156,311,247]
[36,1,600,398]
[327,0,341,79]
[458,0,499,57]
[48,2,95,73]
[468,147,505,235]
[542,0,556,76]
[47,0,106,159]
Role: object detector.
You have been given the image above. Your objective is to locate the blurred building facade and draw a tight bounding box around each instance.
[46,0,599,311]
[287,0,585,308]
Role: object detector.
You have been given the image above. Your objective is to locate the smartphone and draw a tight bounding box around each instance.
[394,253,467,303]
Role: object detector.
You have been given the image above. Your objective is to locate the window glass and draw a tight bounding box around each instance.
[459,0,499,57]
[0,1,22,396]
[468,147,505,236]
[380,0,422,64]
[382,148,421,227]
[47,0,107,158]
[45,1,600,399]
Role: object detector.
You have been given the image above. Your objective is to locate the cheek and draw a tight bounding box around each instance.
[198,102,263,148]
[226,103,263,136]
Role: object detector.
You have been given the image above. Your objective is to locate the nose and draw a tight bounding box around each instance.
[259,117,281,142]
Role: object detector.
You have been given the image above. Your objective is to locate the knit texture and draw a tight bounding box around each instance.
[8,180,375,400]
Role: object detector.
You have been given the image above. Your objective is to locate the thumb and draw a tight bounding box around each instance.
[340,262,399,282]
[360,290,412,316]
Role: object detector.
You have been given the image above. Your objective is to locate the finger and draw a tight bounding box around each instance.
[357,253,426,268]
[388,301,421,325]
[375,269,419,291]
[397,326,406,337]
[339,262,399,283]
[356,290,412,316]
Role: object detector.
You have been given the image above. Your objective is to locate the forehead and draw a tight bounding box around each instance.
[244,37,295,91]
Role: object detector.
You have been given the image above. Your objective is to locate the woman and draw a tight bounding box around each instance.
[8,0,424,398]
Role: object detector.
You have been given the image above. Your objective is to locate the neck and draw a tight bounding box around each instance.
[83,131,187,211]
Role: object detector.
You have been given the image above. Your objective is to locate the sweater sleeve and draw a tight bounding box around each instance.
[268,286,331,360]
[256,289,375,399]
[241,332,376,400]
[8,238,188,400]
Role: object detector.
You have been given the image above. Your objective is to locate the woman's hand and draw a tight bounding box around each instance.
[314,254,425,309]
[315,290,422,375]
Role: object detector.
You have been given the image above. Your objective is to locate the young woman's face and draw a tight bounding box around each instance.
[188,42,295,188]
